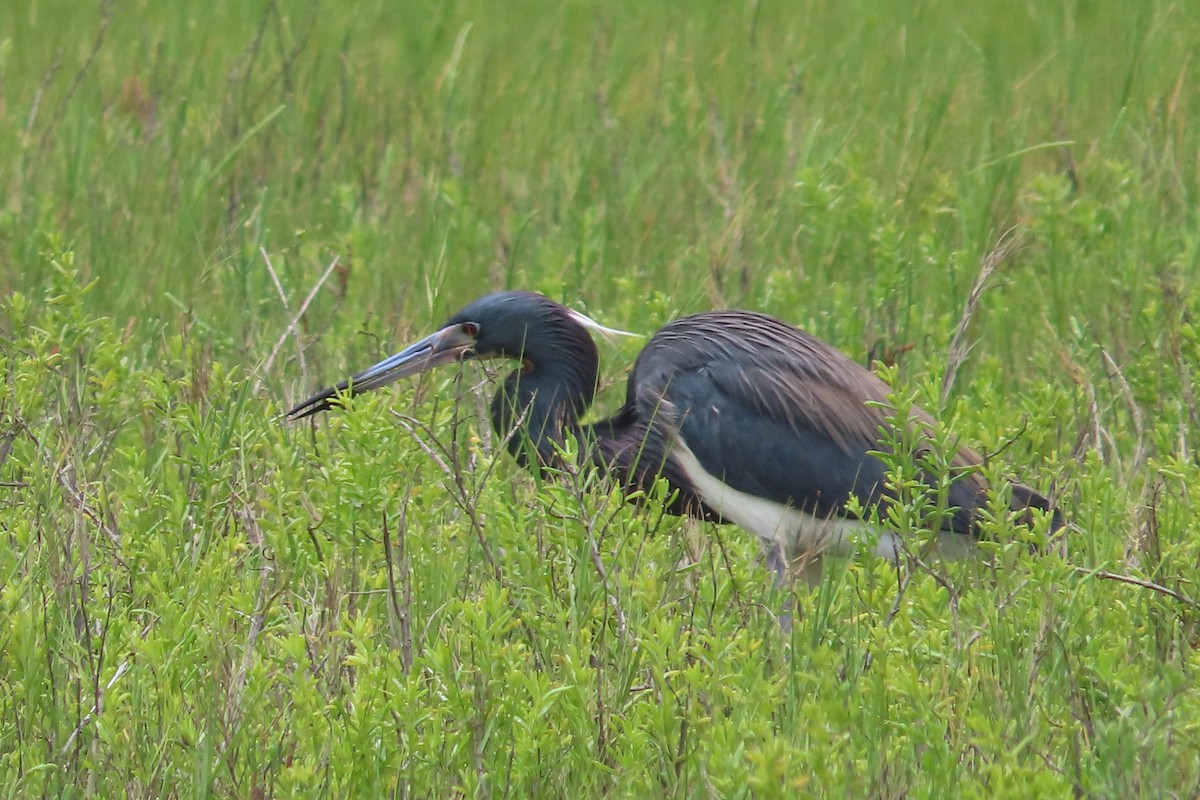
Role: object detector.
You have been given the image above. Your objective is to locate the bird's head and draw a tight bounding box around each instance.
[288,291,633,419]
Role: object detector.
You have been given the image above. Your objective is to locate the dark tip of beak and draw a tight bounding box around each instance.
[287,382,348,420]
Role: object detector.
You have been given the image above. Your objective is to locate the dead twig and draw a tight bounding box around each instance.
[57,464,125,563]
[24,49,64,138]
[39,0,114,150]
[221,557,283,761]
[382,499,415,674]
[1100,347,1147,477]
[60,617,156,755]
[258,252,341,394]
[1071,565,1198,611]
[941,228,1022,407]
[61,659,130,755]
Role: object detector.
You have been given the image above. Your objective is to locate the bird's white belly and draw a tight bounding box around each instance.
[669,441,973,564]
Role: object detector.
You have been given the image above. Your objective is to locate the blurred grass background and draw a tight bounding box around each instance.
[1,0,1199,797]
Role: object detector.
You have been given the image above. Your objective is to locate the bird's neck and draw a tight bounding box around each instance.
[489,328,599,470]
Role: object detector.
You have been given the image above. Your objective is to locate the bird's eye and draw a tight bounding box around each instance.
[462,321,480,336]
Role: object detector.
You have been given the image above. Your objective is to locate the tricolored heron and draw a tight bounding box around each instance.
[289,291,1062,577]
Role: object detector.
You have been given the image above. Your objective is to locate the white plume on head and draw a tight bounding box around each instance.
[567,308,640,341]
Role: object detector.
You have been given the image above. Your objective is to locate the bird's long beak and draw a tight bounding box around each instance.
[287,324,476,420]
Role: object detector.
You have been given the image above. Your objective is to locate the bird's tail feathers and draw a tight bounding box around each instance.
[1008,481,1065,532]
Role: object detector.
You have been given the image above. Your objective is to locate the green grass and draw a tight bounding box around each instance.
[2,0,1199,796]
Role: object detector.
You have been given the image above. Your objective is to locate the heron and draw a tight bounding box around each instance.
[289,290,1062,578]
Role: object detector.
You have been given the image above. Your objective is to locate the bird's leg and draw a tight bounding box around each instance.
[763,542,797,631]
[764,541,789,585]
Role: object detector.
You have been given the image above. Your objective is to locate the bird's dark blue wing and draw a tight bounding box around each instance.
[663,367,892,518]
[628,311,990,534]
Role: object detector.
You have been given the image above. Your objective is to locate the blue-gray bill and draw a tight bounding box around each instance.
[287,323,476,420]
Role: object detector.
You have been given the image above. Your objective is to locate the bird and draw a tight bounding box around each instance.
[288,290,1062,579]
